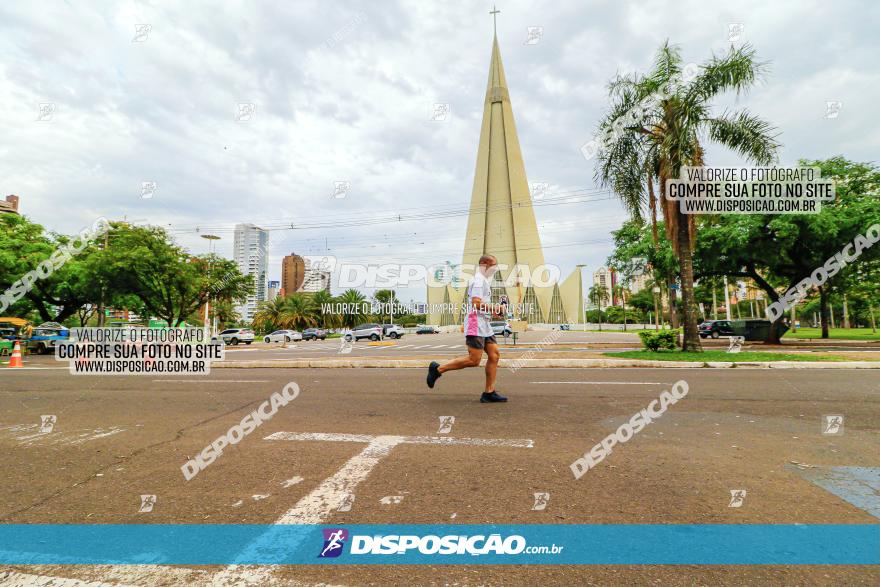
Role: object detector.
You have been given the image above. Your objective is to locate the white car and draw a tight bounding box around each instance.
[213,328,254,345]
[491,321,512,337]
[382,324,405,339]
[344,323,383,342]
[263,329,302,343]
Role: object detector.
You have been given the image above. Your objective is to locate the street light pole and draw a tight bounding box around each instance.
[201,234,221,338]
[576,264,587,332]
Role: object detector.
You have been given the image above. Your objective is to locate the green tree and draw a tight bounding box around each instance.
[693,157,880,340]
[596,41,779,350]
[308,290,340,329]
[336,289,369,328]
[280,294,319,330]
[96,223,252,326]
[0,214,105,323]
[252,296,289,332]
[588,283,610,329]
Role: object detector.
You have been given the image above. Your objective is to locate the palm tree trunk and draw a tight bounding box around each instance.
[676,209,702,351]
[819,286,830,339]
[658,173,680,329]
[647,174,659,245]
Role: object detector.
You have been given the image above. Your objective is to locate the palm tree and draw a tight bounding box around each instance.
[595,41,779,351]
[589,284,610,330]
[308,290,340,329]
[336,289,369,328]
[279,294,318,330]
[613,284,630,331]
[252,296,288,333]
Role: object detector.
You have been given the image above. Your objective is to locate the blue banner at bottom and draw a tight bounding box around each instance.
[0,524,877,565]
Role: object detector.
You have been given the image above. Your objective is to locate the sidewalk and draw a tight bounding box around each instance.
[214,357,880,369]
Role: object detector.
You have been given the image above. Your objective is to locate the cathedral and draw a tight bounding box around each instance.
[427,32,585,326]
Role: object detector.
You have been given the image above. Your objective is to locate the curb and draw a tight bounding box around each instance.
[214,359,880,369]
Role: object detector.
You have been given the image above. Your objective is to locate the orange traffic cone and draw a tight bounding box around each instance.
[8,341,24,368]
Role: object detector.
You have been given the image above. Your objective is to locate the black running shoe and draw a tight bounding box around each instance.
[427,361,441,388]
[480,391,508,403]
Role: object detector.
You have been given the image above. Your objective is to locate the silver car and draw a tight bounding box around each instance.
[263,330,302,343]
[213,328,254,345]
[344,323,383,342]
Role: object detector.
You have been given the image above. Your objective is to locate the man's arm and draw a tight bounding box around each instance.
[471,295,504,317]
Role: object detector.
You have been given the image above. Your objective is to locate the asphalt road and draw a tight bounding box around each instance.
[0,366,878,585]
[5,331,878,369]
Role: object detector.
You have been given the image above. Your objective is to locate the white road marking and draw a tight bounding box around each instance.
[0,566,212,587]
[0,366,68,370]
[264,431,534,524]
[281,476,304,488]
[3,425,125,446]
[530,381,669,385]
[211,430,534,584]
[151,379,270,383]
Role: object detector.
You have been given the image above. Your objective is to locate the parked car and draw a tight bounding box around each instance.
[559,324,571,331]
[416,325,440,334]
[213,328,254,345]
[382,324,405,339]
[344,323,383,342]
[302,328,327,341]
[698,320,735,339]
[26,323,70,354]
[263,329,302,343]
[491,321,512,337]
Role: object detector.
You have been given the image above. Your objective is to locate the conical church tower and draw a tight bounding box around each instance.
[460,34,550,323]
[427,29,584,327]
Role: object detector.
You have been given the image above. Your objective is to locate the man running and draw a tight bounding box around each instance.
[426,254,507,403]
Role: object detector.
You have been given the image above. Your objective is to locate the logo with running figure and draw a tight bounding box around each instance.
[319,528,349,558]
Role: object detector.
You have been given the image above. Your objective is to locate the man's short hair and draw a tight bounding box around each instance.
[478,254,497,266]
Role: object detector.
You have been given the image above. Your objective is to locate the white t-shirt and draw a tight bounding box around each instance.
[465,271,494,337]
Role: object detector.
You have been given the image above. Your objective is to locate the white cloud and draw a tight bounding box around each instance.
[0,0,877,303]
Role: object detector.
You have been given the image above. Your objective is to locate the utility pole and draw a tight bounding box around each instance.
[97,230,109,327]
[712,287,718,320]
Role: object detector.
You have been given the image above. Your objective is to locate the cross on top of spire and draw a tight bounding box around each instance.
[490,5,500,35]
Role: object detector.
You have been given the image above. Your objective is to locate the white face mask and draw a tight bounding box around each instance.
[480,263,497,278]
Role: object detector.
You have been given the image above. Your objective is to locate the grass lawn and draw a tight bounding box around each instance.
[605,350,848,362]
[783,327,880,341]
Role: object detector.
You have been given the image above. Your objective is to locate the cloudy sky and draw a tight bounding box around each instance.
[2,0,877,303]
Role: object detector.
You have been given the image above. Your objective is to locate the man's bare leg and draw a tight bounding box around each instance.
[484,342,499,392]
[438,346,483,373]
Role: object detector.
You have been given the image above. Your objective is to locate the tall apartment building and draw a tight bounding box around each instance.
[233,223,269,322]
[592,266,618,307]
[281,253,306,296]
[0,195,20,215]
[267,280,280,301]
[300,258,331,293]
